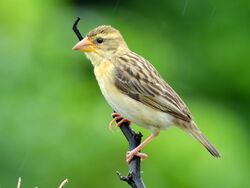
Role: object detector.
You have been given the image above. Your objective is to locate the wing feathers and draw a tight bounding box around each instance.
[114,52,192,122]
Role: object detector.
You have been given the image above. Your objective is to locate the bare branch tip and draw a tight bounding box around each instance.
[116,171,128,182]
[58,179,69,188]
[72,17,83,41]
[17,177,21,188]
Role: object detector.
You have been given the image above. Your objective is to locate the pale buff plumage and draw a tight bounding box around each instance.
[72,25,220,162]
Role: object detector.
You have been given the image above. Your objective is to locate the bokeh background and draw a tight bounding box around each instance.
[0,0,249,187]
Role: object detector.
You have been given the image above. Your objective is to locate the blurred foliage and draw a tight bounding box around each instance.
[0,0,249,187]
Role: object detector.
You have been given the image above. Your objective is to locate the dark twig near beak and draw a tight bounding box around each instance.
[72,17,83,41]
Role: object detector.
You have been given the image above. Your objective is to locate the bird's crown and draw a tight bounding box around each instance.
[87,25,120,38]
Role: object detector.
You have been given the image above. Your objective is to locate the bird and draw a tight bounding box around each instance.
[72,25,220,163]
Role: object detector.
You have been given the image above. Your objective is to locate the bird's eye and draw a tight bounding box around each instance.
[96,37,103,44]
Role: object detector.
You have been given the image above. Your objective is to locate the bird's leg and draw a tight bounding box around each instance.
[109,112,131,131]
[126,131,160,163]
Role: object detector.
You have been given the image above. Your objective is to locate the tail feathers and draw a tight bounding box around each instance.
[186,123,220,158]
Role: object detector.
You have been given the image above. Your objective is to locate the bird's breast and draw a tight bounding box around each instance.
[94,61,118,108]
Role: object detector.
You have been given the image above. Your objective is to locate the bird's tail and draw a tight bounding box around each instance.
[183,121,220,158]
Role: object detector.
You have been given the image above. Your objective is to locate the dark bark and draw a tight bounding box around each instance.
[72,17,83,40]
[72,17,146,188]
[113,111,146,188]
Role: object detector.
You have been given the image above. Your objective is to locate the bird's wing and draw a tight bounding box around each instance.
[114,52,192,122]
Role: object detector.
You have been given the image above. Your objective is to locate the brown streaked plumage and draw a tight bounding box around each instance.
[72,25,220,163]
[114,51,192,122]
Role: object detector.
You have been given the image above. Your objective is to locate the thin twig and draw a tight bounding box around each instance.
[17,177,21,188]
[58,179,69,188]
[72,17,83,40]
[16,177,68,188]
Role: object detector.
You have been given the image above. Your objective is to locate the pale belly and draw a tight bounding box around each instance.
[94,64,174,133]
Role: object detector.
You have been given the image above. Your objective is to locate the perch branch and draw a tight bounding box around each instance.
[72,17,146,188]
[113,112,146,188]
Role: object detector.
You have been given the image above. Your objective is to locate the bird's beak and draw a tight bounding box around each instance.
[72,37,96,52]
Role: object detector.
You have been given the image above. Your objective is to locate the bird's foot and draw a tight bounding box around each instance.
[126,150,148,163]
[109,112,131,131]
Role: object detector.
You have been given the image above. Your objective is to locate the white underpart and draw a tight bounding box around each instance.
[94,63,174,134]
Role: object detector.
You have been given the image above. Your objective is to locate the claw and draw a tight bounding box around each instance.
[109,112,131,131]
[126,150,148,163]
[135,152,148,160]
[117,119,131,127]
[125,131,160,163]
[109,116,122,131]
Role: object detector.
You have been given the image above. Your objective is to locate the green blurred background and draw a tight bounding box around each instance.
[0,0,249,187]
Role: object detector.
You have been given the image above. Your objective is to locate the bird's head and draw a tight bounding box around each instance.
[72,25,128,65]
